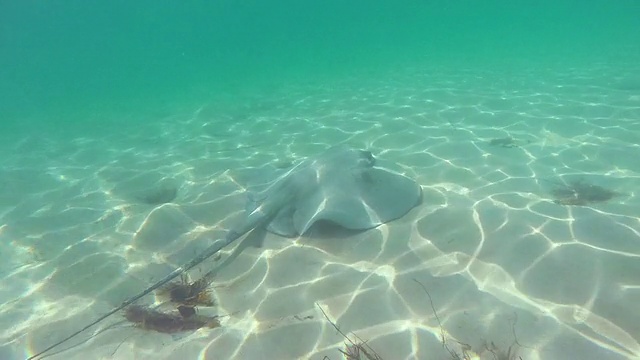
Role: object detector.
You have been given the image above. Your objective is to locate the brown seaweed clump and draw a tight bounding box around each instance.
[484,340,522,360]
[156,274,215,307]
[340,341,383,360]
[551,179,621,206]
[316,304,383,360]
[124,305,220,333]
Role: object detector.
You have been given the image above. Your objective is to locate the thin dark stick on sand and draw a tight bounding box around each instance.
[316,303,382,360]
[413,278,475,360]
[27,237,233,360]
[412,279,446,346]
[34,320,131,360]
[414,279,525,360]
[484,312,525,360]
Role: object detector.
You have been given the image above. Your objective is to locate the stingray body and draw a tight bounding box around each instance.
[235,145,422,238]
[28,145,421,359]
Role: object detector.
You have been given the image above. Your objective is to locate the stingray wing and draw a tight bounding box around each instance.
[278,167,422,236]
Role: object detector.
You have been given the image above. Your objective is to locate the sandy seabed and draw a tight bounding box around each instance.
[2,64,640,360]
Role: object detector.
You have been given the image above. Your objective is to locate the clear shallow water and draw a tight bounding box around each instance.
[1,2,639,360]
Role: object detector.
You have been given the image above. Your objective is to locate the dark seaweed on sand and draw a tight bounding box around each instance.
[122,274,219,334]
[550,178,621,206]
[156,274,215,307]
[316,304,383,360]
[124,305,220,333]
[413,279,524,360]
[318,281,524,360]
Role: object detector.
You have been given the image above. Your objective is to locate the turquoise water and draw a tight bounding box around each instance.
[1,1,640,360]
[2,1,638,131]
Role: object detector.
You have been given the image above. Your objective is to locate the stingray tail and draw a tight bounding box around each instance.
[27,233,242,360]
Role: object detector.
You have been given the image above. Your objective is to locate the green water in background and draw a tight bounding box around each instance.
[1,0,639,133]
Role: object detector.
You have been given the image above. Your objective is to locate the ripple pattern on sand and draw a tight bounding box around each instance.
[1,64,639,360]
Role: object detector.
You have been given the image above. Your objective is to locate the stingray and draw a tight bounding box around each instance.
[29,145,422,359]
[548,178,622,206]
[134,183,178,205]
[488,136,532,149]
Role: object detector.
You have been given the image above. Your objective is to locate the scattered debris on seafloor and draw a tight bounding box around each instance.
[156,273,215,307]
[317,304,383,360]
[317,280,524,360]
[124,274,221,334]
[124,304,220,333]
[124,273,219,333]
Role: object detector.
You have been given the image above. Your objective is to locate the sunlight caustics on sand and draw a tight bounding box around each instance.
[1,65,639,360]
